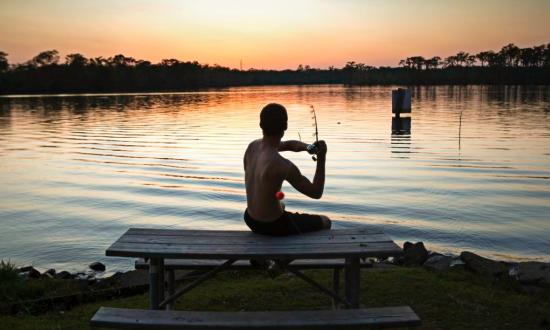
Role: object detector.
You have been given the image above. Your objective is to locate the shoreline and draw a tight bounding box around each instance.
[8,238,550,278]
[5,240,549,315]
[13,241,549,284]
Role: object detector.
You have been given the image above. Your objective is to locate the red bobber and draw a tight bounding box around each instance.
[275,191,285,200]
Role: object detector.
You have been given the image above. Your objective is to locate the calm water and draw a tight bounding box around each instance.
[1,85,550,274]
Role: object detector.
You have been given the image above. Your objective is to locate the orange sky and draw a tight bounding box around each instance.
[1,0,549,69]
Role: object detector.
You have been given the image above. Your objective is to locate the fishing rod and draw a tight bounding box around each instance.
[307,105,320,162]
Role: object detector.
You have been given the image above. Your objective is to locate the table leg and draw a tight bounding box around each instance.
[149,258,161,310]
[345,257,360,308]
[158,258,165,303]
[167,269,176,310]
[332,268,340,309]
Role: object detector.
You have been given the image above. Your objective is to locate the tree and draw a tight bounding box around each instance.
[410,56,426,70]
[109,54,136,66]
[30,50,60,67]
[466,55,477,67]
[0,51,8,71]
[425,56,441,69]
[444,55,458,67]
[499,43,521,66]
[532,45,546,67]
[475,51,494,67]
[161,59,180,67]
[543,43,550,67]
[487,52,504,67]
[454,52,470,66]
[65,53,88,67]
[398,57,425,69]
[136,60,151,68]
[89,56,108,66]
[519,47,537,67]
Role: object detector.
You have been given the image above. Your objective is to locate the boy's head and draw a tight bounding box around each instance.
[260,103,288,137]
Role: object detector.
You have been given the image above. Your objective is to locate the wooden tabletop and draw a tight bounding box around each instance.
[106,227,402,260]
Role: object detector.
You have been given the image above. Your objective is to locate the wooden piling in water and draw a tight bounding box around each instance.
[392,88,411,118]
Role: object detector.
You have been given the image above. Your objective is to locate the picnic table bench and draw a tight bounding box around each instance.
[91,227,420,329]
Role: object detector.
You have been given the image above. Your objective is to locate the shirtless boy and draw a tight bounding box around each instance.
[243,103,331,236]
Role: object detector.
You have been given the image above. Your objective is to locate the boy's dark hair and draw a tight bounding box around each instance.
[260,103,288,136]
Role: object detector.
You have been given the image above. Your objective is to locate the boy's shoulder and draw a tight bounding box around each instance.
[247,139,262,148]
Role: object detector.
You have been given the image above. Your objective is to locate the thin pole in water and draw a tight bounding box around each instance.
[459,111,463,150]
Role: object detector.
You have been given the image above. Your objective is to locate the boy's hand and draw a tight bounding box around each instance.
[307,141,327,156]
[316,140,327,157]
[306,143,318,155]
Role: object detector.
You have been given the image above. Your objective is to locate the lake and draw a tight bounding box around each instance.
[1,85,549,274]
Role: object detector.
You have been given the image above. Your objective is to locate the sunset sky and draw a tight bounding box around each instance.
[1,0,549,69]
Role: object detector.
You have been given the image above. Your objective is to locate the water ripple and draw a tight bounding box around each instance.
[1,85,550,273]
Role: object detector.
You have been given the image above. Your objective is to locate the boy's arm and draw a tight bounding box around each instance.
[279,140,308,152]
[285,141,327,199]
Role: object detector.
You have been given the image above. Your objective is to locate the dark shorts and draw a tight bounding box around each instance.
[244,209,326,236]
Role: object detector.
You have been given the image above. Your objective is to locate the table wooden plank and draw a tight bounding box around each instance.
[126,227,384,237]
[107,241,401,259]
[117,233,392,245]
[91,306,421,329]
[135,258,374,270]
[113,240,391,250]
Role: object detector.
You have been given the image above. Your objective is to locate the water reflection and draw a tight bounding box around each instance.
[391,116,411,158]
[0,100,11,130]
[392,116,411,135]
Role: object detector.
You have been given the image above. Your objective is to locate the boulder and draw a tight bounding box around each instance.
[460,251,507,276]
[75,272,90,280]
[45,268,56,276]
[89,262,106,272]
[19,266,41,279]
[517,262,550,286]
[402,242,429,266]
[41,272,54,279]
[423,254,453,271]
[55,271,73,279]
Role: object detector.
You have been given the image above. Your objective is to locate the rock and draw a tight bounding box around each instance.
[75,272,89,280]
[449,257,465,268]
[55,271,73,279]
[508,264,520,279]
[41,272,54,279]
[402,242,429,266]
[18,266,41,279]
[460,251,507,276]
[45,268,56,276]
[89,262,106,272]
[423,254,453,271]
[29,269,41,279]
[517,262,550,286]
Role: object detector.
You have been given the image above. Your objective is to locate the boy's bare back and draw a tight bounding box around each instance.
[244,139,290,221]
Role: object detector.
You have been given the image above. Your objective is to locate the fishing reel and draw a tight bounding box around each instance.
[307,143,319,161]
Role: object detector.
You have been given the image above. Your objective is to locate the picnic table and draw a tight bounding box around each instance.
[91,227,421,329]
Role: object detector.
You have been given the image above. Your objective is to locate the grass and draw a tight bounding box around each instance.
[0,260,83,308]
[1,267,549,329]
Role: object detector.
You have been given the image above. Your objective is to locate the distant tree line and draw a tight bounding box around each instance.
[1,42,549,94]
[398,43,549,69]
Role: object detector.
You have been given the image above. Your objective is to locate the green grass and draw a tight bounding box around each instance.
[1,267,549,329]
[0,260,20,282]
[0,260,82,308]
